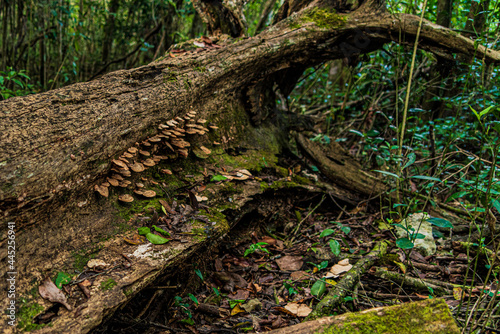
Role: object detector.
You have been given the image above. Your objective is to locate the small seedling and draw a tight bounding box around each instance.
[244,242,270,257]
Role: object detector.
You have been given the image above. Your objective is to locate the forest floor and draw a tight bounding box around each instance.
[84,153,495,334]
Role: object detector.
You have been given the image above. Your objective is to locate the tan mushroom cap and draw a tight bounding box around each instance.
[200,146,211,155]
[111,174,124,181]
[171,139,190,148]
[186,129,197,135]
[167,120,177,126]
[136,182,144,188]
[158,124,169,129]
[213,141,221,145]
[128,147,138,154]
[143,158,155,167]
[197,119,207,124]
[112,159,128,170]
[139,150,150,157]
[119,180,132,187]
[149,136,161,142]
[107,177,120,187]
[119,157,130,164]
[130,162,145,173]
[122,152,134,158]
[209,125,219,130]
[113,168,131,177]
[142,141,152,147]
[142,190,156,198]
[118,194,134,203]
[94,184,109,198]
[177,148,189,158]
[161,169,173,175]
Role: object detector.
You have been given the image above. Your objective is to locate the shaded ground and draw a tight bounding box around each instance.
[84,154,494,334]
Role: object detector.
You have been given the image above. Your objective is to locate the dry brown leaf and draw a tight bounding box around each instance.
[275,255,303,271]
[39,277,73,310]
[284,303,312,317]
[325,259,353,278]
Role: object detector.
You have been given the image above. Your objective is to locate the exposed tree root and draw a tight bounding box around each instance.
[306,241,388,320]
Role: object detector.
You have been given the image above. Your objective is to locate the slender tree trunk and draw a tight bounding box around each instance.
[101,0,120,65]
[436,0,453,28]
[465,0,490,36]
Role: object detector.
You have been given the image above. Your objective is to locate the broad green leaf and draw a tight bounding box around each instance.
[138,227,151,235]
[153,225,170,236]
[349,129,364,137]
[427,217,453,229]
[470,105,480,121]
[55,272,72,289]
[341,226,351,235]
[414,233,426,240]
[392,223,407,230]
[410,175,441,182]
[319,260,329,270]
[491,199,500,213]
[320,229,335,238]
[229,299,245,309]
[195,269,204,281]
[311,280,327,297]
[396,238,414,249]
[445,191,467,202]
[374,170,401,179]
[210,175,227,182]
[433,230,444,239]
[146,233,169,244]
[329,240,341,256]
[161,205,167,215]
[188,293,199,305]
[402,152,416,170]
[479,105,495,118]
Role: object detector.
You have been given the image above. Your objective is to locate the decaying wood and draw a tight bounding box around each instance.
[373,267,453,296]
[306,241,388,320]
[269,298,460,334]
[296,133,387,199]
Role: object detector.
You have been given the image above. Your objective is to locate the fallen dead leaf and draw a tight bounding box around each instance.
[290,271,310,281]
[39,277,73,311]
[284,302,312,317]
[275,255,303,271]
[325,258,353,278]
[87,259,108,270]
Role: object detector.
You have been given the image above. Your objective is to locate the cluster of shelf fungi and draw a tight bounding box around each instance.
[93,110,219,203]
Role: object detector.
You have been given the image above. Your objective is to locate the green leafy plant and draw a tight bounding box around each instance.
[244,242,270,257]
[311,279,327,297]
[138,226,170,244]
[0,68,34,100]
[54,272,72,289]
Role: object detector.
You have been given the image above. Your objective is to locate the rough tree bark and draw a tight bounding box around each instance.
[1,0,499,332]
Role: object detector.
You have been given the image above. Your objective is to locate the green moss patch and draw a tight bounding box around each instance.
[100,278,117,291]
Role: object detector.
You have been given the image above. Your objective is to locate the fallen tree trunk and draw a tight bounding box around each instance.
[269,298,460,334]
[1,0,499,332]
